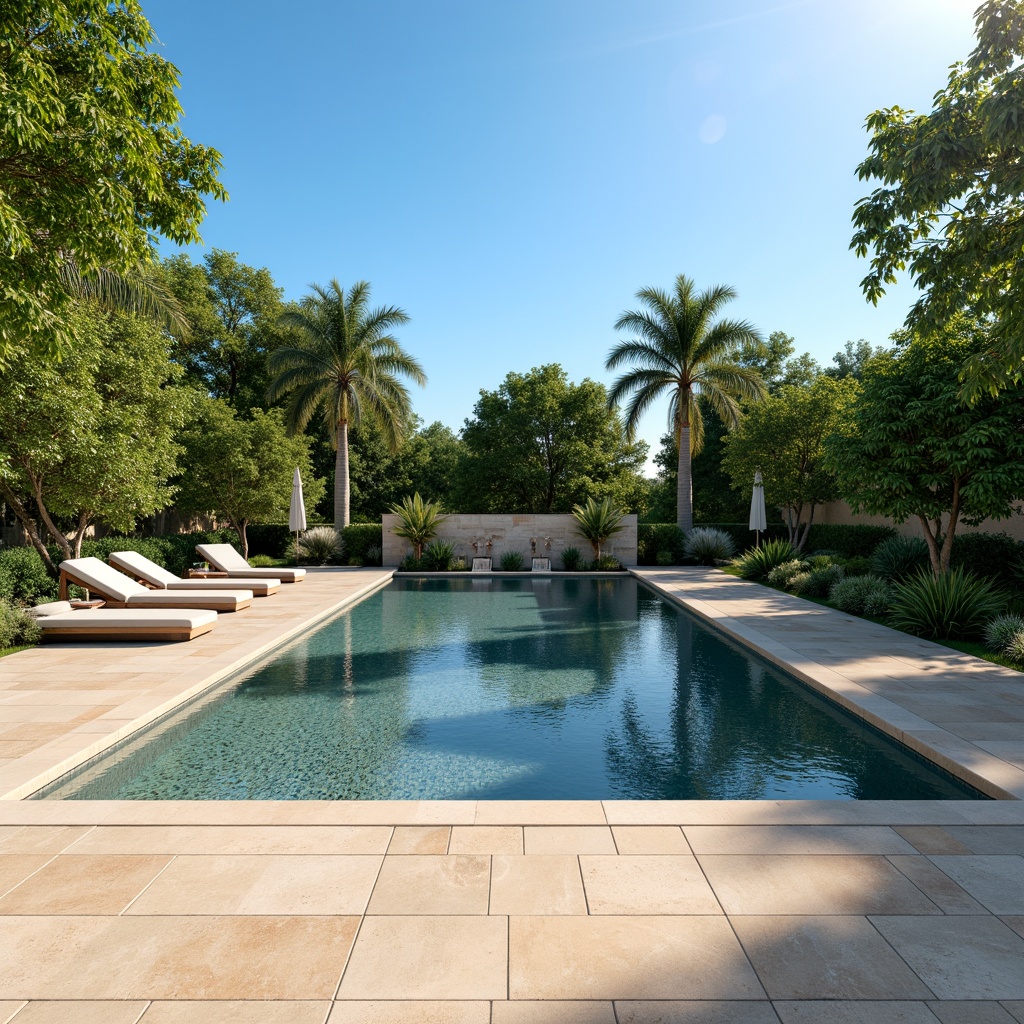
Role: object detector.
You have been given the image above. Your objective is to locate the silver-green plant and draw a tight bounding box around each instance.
[794,563,845,598]
[767,559,808,589]
[829,575,894,617]
[984,613,1024,653]
[297,526,343,565]
[684,527,736,565]
[1005,630,1024,664]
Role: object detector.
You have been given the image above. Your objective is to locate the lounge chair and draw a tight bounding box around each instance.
[196,543,306,583]
[59,557,254,612]
[109,550,281,597]
[29,601,217,642]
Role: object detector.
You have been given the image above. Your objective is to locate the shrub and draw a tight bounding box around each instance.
[829,575,894,617]
[363,544,383,567]
[341,524,384,564]
[297,526,343,565]
[684,527,736,565]
[247,554,280,568]
[451,556,467,571]
[398,554,423,572]
[245,524,293,558]
[871,535,931,582]
[840,555,873,577]
[572,497,625,559]
[807,554,837,570]
[655,551,674,566]
[499,550,526,572]
[389,493,447,559]
[794,563,845,598]
[887,567,1006,640]
[732,539,796,580]
[1005,630,1024,664]
[423,540,457,571]
[804,524,897,558]
[78,536,171,566]
[951,532,1024,587]
[560,546,584,571]
[637,524,687,565]
[767,559,808,589]
[0,547,57,603]
[985,613,1024,653]
[0,598,42,649]
[591,555,623,571]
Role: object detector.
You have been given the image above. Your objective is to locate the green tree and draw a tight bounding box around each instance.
[0,0,226,361]
[824,340,887,381]
[0,306,187,570]
[851,0,1024,398]
[163,250,288,409]
[606,275,765,532]
[267,280,426,531]
[175,401,324,558]
[722,376,860,550]
[825,316,1024,575]
[455,364,648,514]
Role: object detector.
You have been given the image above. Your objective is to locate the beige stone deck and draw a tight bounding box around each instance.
[0,566,1021,1022]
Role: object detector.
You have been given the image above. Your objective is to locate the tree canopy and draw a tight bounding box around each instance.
[825,315,1024,574]
[455,364,648,514]
[0,1,226,361]
[851,0,1024,398]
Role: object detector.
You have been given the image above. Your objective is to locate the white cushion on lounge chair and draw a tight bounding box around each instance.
[109,550,280,595]
[29,601,73,617]
[196,544,306,582]
[37,608,217,630]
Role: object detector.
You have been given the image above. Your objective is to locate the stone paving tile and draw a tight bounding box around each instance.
[894,826,975,855]
[886,855,989,914]
[942,827,1024,854]
[697,855,941,916]
[366,855,490,915]
[927,856,1024,914]
[509,916,765,1000]
[338,916,507,999]
[491,1002,617,1024]
[125,855,383,916]
[579,855,721,915]
[615,1003,780,1024]
[0,854,170,915]
[1003,1002,1024,1023]
[0,857,52,899]
[8,1001,149,1023]
[475,801,606,826]
[731,916,935,1000]
[387,826,450,855]
[926,1001,1020,1023]
[684,825,916,855]
[771,1003,938,1023]
[0,1005,23,1024]
[0,915,358,999]
[524,826,617,854]
[611,826,691,855]
[870,916,1024,1000]
[489,855,587,916]
[327,1003,489,1024]
[1004,917,1024,939]
[140,1002,330,1023]
[449,826,523,854]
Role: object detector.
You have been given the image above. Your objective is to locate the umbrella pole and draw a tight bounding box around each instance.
[294,530,298,566]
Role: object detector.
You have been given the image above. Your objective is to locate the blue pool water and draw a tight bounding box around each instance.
[41,577,983,800]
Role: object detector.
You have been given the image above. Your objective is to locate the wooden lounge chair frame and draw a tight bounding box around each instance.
[40,620,216,643]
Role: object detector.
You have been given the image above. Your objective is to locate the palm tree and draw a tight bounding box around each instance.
[606,275,765,532]
[267,280,426,530]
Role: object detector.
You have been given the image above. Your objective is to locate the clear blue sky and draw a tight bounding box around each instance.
[148,0,979,468]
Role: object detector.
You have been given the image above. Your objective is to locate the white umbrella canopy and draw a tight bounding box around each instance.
[289,468,306,563]
[749,470,767,545]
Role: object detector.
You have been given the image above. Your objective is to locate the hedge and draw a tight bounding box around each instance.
[341,523,383,565]
[803,524,897,558]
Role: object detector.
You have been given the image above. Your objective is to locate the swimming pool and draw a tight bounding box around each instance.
[40,577,983,800]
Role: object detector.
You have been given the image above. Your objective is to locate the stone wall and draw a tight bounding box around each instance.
[381,513,639,567]
[809,500,1024,543]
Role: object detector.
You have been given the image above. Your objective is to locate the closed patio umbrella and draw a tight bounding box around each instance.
[749,470,766,548]
[289,468,306,565]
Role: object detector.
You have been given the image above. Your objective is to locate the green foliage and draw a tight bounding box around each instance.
[684,527,736,565]
[297,527,343,566]
[1006,631,1024,664]
[499,550,526,571]
[398,555,423,572]
[825,316,1024,574]
[388,493,447,559]
[732,539,796,580]
[175,400,323,559]
[560,547,584,571]
[888,568,1006,640]
[840,556,873,577]
[0,598,41,649]
[804,524,897,558]
[951,532,1024,587]
[829,575,894,617]
[455,365,647,515]
[340,525,384,565]
[767,559,809,589]
[423,540,457,571]
[871,536,931,582]
[793,563,845,598]
[0,548,57,603]
[851,1,1024,397]
[572,496,626,559]
[637,524,687,566]
[247,554,280,568]
[606,275,766,530]
[591,555,622,571]
[721,376,860,551]
[985,613,1024,653]
[0,0,226,362]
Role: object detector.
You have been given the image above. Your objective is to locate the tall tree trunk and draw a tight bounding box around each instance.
[238,520,249,561]
[335,421,350,531]
[0,481,57,575]
[676,425,693,532]
[72,511,90,559]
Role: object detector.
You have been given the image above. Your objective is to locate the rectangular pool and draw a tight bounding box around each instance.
[39,577,984,800]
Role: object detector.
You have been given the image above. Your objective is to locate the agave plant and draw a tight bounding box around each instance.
[423,539,457,571]
[732,539,795,580]
[684,527,736,565]
[499,550,525,571]
[297,526,343,565]
[572,497,626,559]
[888,567,1006,640]
[560,546,584,571]
[871,535,930,582]
[389,492,448,559]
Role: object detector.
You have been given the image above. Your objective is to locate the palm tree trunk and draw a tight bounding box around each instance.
[676,426,693,532]
[335,421,350,530]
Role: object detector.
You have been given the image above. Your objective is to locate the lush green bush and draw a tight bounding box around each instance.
[871,535,931,582]
[0,597,42,648]
[1006,630,1024,664]
[398,554,422,572]
[423,540,457,571]
[840,555,873,577]
[297,526,343,566]
[733,539,796,580]
[247,554,282,568]
[560,546,584,571]
[591,555,623,571]
[767,559,808,589]
[499,550,526,571]
[342,524,384,564]
[888,568,1005,640]
[951,532,1024,587]
[363,544,383,567]
[655,551,674,566]
[77,536,171,566]
[684,527,736,565]
[0,548,58,603]
[829,575,894,617]
[985,613,1024,653]
[637,524,687,565]
[804,524,897,558]
[794,563,845,598]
